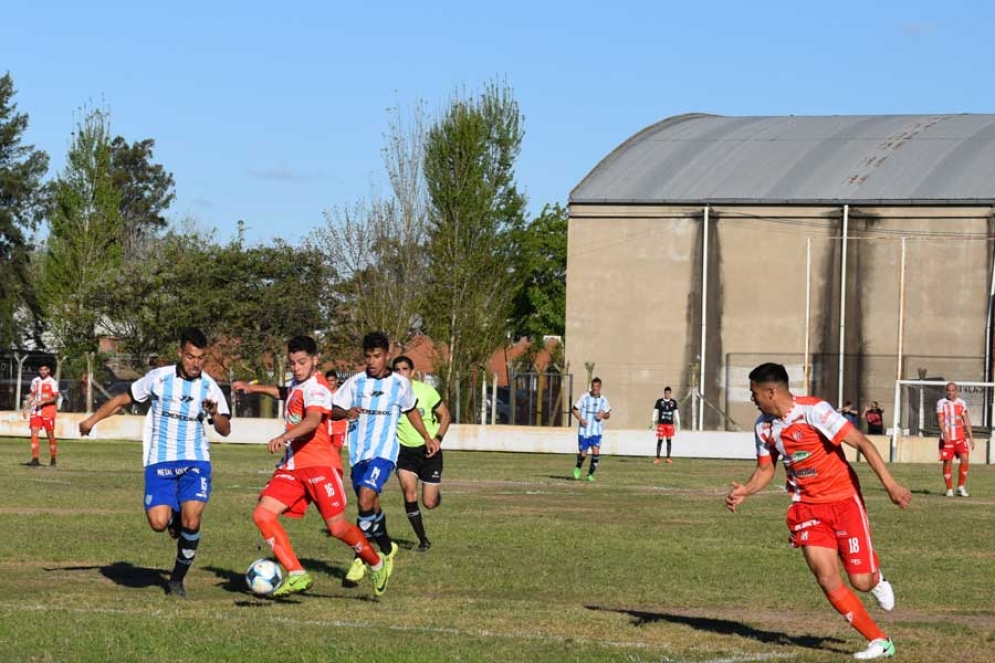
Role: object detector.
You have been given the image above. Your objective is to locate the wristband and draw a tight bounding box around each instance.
[434,433,443,443]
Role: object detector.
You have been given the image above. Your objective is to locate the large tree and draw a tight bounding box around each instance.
[38,105,123,357]
[109,136,175,258]
[422,81,527,418]
[0,72,49,348]
[510,203,567,341]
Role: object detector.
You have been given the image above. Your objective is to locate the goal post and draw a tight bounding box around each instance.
[892,379,995,464]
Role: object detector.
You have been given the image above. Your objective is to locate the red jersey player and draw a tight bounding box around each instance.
[232,335,391,597]
[726,363,911,661]
[23,360,59,467]
[936,381,974,497]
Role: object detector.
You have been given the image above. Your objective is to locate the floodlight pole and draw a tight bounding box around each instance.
[892,237,907,462]
[804,238,811,395]
[837,204,849,409]
[698,205,710,431]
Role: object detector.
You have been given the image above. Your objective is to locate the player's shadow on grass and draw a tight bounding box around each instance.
[586,605,848,654]
[202,561,380,604]
[49,561,168,590]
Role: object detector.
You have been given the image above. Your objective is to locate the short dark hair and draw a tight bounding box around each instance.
[38,358,55,371]
[591,377,602,385]
[180,327,208,349]
[288,335,318,355]
[392,355,414,371]
[664,386,672,393]
[363,331,390,353]
[324,369,339,381]
[748,362,789,387]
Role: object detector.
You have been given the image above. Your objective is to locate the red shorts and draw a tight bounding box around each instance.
[785,496,879,575]
[29,416,55,433]
[259,466,347,519]
[656,424,675,439]
[939,438,970,461]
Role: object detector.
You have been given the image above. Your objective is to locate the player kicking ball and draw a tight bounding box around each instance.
[726,363,911,660]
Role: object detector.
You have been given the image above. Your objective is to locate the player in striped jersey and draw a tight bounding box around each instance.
[936,382,974,497]
[571,377,611,481]
[332,331,435,587]
[23,360,60,466]
[80,328,231,598]
[726,363,911,660]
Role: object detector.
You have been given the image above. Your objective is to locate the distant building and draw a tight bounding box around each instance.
[567,113,995,430]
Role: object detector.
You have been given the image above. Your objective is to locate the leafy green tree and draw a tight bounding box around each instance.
[0,72,49,348]
[510,203,567,340]
[38,104,123,357]
[422,81,527,419]
[109,136,175,258]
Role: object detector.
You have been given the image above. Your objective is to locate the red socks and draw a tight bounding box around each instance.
[826,585,887,642]
[329,520,380,566]
[253,507,303,573]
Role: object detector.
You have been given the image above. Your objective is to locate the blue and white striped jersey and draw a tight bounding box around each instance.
[574,392,612,437]
[130,365,229,467]
[332,370,415,466]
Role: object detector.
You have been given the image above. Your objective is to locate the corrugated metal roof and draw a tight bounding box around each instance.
[570,113,995,205]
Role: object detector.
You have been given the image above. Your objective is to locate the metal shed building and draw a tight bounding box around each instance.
[566,113,995,435]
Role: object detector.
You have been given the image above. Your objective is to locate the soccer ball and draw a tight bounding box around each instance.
[245,558,283,596]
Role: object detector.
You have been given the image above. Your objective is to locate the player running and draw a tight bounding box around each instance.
[333,332,436,587]
[233,336,390,597]
[571,378,611,481]
[726,363,911,660]
[392,355,452,552]
[79,328,231,598]
[651,386,679,464]
[936,382,974,497]
[23,360,60,466]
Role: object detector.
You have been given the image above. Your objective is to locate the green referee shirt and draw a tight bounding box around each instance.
[397,379,442,447]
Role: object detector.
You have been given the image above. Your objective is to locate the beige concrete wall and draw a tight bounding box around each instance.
[567,203,993,432]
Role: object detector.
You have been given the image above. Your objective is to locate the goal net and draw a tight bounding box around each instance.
[892,379,994,462]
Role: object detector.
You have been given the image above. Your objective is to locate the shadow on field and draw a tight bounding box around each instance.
[586,605,848,653]
[49,561,168,590]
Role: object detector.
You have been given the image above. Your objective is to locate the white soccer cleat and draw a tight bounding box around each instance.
[945,488,954,497]
[853,638,895,659]
[870,576,894,611]
[957,486,969,497]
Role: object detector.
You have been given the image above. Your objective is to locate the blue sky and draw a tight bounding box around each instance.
[4,1,994,244]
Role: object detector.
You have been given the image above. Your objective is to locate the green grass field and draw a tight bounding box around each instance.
[0,438,992,662]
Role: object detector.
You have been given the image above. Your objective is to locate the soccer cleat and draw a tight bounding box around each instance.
[342,556,366,587]
[665,458,673,464]
[853,638,895,660]
[369,553,391,597]
[957,486,969,497]
[572,467,581,480]
[385,541,399,576]
[27,458,41,467]
[49,458,57,467]
[272,571,313,597]
[416,539,432,552]
[870,576,895,611]
[653,458,661,464]
[586,474,596,482]
[166,580,187,598]
[945,488,954,497]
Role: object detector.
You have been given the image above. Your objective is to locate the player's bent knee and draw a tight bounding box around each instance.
[253,505,278,527]
[327,518,351,539]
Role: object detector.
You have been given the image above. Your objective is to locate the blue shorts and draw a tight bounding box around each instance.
[578,435,602,453]
[144,461,212,511]
[351,457,396,495]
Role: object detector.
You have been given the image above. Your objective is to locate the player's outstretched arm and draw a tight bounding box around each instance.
[79,392,134,436]
[842,428,911,509]
[232,380,281,399]
[725,461,775,513]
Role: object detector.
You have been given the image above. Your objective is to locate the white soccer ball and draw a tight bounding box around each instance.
[246,558,283,596]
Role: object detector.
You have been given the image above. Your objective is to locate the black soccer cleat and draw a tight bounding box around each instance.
[166,580,187,598]
[26,458,41,467]
[415,539,432,552]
